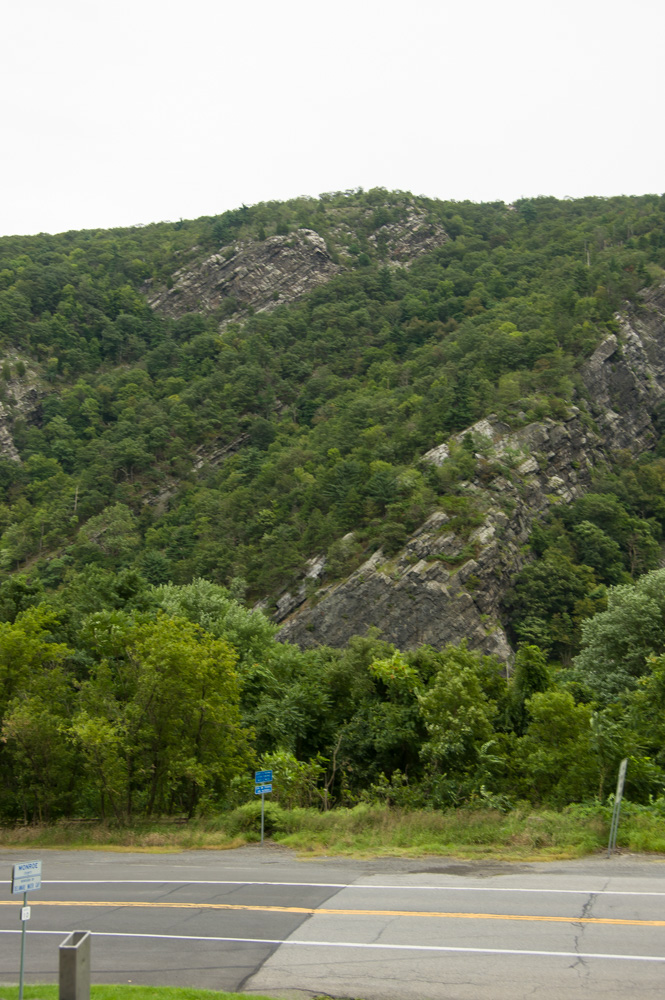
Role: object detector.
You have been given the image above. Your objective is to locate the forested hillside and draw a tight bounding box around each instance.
[2,189,665,823]
[1,190,663,597]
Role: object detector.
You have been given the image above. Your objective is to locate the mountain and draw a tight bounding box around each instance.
[0,188,664,660]
[277,283,665,658]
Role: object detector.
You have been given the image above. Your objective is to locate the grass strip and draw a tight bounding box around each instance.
[1,801,664,861]
[0,987,280,1000]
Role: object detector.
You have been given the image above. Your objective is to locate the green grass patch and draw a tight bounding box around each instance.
[618,802,665,854]
[1,801,663,861]
[270,802,610,861]
[0,820,247,853]
[0,987,279,1000]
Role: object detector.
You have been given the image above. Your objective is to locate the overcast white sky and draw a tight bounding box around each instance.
[2,0,663,237]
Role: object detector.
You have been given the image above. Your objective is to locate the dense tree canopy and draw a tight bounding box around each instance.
[0,189,663,603]
[0,190,665,820]
[0,571,662,821]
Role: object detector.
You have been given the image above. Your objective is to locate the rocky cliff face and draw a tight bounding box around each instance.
[0,357,42,462]
[147,229,341,321]
[147,206,449,323]
[276,284,665,659]
[364,209,449,264]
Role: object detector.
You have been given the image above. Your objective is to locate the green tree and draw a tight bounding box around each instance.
[519,690,596,804]
[418,645,501,801]
[0,607,71,714]
[256,749,328,809]
[152,578,277,672]
[505,645,550,735]
[505,551,605,661]
[77,504,140,562]
[571,520,627,585]
[574,568,665,698]
[74,613,251,818]
[3,680,77,822]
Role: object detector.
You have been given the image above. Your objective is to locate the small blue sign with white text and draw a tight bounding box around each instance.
[255,783,272,795]
[255,770,273,784]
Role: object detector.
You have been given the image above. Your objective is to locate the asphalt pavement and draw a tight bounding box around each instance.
[1,845,665,999]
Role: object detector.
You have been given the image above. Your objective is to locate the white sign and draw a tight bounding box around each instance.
[11,861,42,894]
[615,757,628,805]
[20,907,30,922]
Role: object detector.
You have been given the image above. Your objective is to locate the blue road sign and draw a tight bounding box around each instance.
[255,783,272,795]
[255,770,273,784]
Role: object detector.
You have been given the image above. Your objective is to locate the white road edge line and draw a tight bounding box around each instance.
[25,880,665,898]
[0,929,663,963]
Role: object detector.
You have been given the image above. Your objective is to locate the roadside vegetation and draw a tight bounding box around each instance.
[4,567,665,830]
[2,801,665,861]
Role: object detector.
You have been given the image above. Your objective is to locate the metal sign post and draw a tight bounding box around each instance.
[11,861,42,1000]
[60,930,91,1000]
[254,770,273,844]
[608,759,628,858]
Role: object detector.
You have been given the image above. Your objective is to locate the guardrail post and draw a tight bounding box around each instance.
[59,930,91,1000]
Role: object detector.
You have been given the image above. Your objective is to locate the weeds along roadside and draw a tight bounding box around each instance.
[1,801,664,860]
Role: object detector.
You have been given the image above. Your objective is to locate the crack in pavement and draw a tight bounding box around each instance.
[367,916,396,946]
[569,891,597,978]
[154,883,189,902]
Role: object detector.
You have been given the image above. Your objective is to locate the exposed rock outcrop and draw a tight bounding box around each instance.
[276,285,665,659]
[366,210,449,265]
[147,207,450,324]
[147,230,341,321]
[276,409,603,659]
[0,358,42,462]
[0,412,20,462]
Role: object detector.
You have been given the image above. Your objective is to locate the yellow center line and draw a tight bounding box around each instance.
[2,900,664,927]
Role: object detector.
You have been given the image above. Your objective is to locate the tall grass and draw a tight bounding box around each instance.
[0,802,621,859]
[271,803,610,860]
[0,819,246,852]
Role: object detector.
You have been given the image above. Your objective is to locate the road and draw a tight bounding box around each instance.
[1,846,665,998]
